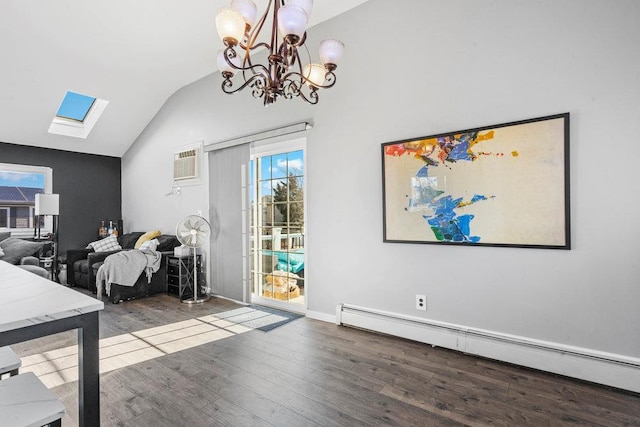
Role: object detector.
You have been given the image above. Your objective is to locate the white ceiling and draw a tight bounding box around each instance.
[0,0,368,157]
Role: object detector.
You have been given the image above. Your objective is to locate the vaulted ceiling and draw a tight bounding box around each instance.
[0,0,368,157]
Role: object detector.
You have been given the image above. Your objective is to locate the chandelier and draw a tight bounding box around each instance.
[215,0,345,106]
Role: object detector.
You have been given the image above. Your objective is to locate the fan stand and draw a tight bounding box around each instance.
[176,215,212,305]
[181,247,210,304]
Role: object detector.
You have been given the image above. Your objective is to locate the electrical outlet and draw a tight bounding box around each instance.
[416,294,427,311]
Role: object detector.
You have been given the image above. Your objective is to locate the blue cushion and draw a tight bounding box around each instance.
[271,251,304,274]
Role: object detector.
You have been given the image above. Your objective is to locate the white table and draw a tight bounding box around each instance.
[0,261,104,426]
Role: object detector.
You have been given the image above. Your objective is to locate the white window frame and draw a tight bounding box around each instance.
[0,163,53,237]
[48,97,109,139]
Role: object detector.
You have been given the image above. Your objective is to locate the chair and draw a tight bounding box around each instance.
[0,234,52,279]
[0,372,65,426]
[18,256,51,279]
[0,346,21,378]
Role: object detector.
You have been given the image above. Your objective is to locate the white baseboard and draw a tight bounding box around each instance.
[336,303,640,393]
[306,309,336,323]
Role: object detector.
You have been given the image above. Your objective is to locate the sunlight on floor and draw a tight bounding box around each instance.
[19,306,290,389]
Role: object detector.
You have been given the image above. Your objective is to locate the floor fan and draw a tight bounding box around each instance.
[176,214,211,304]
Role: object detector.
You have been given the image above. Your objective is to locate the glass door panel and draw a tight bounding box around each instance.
[250,147,305,309]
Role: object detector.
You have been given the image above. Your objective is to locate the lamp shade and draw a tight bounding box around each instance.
[287,0,313,18]
[231,0,257,28]
[216,8,246,44]
[303,63,326,88]
[319,39,345,66]
[277,4,308,40]
[35,193,59,215]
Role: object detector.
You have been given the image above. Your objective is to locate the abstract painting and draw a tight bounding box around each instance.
[382,113,570,249]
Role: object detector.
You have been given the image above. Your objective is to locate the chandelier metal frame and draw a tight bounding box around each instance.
[216,0,342,106]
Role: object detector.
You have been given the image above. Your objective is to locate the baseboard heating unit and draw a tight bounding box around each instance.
[336,303,640,393]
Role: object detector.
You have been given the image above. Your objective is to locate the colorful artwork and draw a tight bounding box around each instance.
[382,114,570,249]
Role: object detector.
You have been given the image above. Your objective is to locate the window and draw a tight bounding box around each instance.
[56,91,96,122]
[0,163,52,236]
[48,91,109,139]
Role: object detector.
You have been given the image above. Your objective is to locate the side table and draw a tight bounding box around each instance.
[166,255,203,301]
[38,256,54,280]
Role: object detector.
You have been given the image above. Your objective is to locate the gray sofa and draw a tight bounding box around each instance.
[17,257,50,278]
[0,233,50,278]
[66,232,181,303]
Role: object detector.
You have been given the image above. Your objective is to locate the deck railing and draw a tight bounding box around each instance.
[253,228,304,251]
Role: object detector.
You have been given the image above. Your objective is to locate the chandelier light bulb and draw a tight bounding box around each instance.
[217,48,241,76]
[303,63,326,88]
[215,8,246,45]
[230,0,257,29]
[277,4,308,43]
[287,0,313,18]
[319,39,345,69]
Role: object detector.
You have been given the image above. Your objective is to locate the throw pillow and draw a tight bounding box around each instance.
[87,235,122,253]
[0,231,10,242]
[0,237,45,265]
[139,238,159,251]
[156,235,180,251]
[134,230,162,249]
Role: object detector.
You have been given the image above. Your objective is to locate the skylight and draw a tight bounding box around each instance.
[56,91,96,122]
[48,91,109,139]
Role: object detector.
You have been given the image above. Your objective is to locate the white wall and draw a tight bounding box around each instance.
[123,0,640,360]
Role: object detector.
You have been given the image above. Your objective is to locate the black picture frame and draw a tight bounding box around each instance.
[381,113,570,249]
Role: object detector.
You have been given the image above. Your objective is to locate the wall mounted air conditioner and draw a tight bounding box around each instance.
[173,149,198,180]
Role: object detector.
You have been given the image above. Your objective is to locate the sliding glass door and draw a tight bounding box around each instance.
[250,139,306,312]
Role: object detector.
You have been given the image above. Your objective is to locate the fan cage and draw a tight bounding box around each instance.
[176,215,211,248]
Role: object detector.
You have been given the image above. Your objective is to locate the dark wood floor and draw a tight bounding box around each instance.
[11,292,640,426]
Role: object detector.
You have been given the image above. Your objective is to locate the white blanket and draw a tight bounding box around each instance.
[95,250,162,299]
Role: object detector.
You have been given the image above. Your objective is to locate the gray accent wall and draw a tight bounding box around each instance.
[0,142,121,253]
[122,0,640,361]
